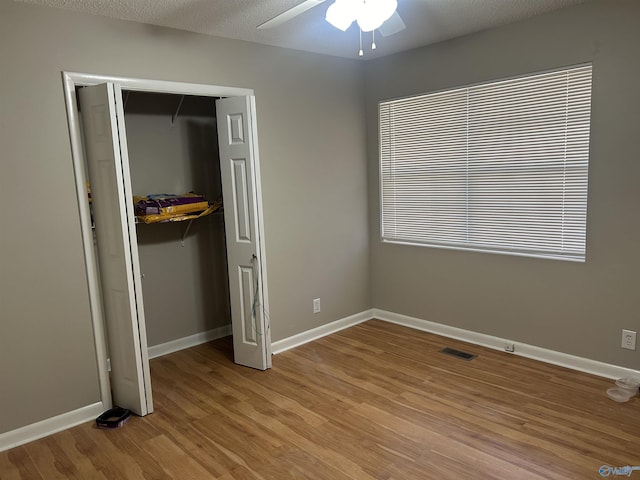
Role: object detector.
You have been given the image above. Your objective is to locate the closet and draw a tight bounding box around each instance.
[69,75,271,418]
[123,92,231,350]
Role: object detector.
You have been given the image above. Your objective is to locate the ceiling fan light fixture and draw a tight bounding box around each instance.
[325,0,357,31]
[326,0,397,33]
[357,0,397,32]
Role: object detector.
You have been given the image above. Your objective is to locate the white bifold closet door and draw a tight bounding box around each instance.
[78,83,153,416]
[216,96,271,371]
[78,84,270,417]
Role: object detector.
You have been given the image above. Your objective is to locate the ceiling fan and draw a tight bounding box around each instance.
[257,0,407,38]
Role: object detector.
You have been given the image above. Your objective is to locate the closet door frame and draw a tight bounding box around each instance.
[62,71,272,411]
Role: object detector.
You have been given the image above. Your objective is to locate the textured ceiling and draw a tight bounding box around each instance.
[16,0,587,59]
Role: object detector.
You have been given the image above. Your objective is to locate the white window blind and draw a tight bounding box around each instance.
[379,64,592,261]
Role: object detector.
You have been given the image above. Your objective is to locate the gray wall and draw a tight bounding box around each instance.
[364,0,640,369]
[3,0,637,439]
[0,0,369,434]
[124,92,230,347]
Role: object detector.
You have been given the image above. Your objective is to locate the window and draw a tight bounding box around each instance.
[379,64,592,262]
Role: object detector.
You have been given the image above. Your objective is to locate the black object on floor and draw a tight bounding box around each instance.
[96,407,131,429]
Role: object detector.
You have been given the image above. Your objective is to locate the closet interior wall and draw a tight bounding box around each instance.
[123,91,231,348]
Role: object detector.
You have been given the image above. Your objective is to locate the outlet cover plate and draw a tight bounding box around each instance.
[622,329,636,350]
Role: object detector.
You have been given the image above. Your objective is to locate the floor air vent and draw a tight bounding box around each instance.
[439,347,477,361]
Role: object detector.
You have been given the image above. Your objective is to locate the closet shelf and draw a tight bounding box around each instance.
[133,193,223,246]
[134,194,221,224]
[135,202,221,225]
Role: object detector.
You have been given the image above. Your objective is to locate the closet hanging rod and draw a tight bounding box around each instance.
[171,95,185,127]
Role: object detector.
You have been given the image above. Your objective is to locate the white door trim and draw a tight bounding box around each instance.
[63,71,254,97]
[62,71,270,412]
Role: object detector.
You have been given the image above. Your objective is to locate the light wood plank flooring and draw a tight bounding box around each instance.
[2,320,639,479]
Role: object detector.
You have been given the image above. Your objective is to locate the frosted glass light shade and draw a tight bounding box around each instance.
[326,0,397,32]
[326,0,358,31]
[357,0,397,32]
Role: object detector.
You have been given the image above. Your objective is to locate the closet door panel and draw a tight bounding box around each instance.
[217,96,270,370]
[231,158,252,242]
[79,83,152,415]
[239,265,257,345]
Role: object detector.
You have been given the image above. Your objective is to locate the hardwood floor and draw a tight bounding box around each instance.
[2,319,639,479]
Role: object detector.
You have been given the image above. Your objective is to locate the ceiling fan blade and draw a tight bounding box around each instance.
[378,11,406,37]
[257,0,327,30]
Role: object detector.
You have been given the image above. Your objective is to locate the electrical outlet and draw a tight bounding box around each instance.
[504,342,515,353]
[622,330,636,350]
[313,298,321,314]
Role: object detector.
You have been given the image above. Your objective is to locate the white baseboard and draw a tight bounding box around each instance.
[0,402,105,453]
[1,326,232,452]
[373,309,640,380]
[5,310,636,453]
[271,309,374,354]
[148,325,232,359]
